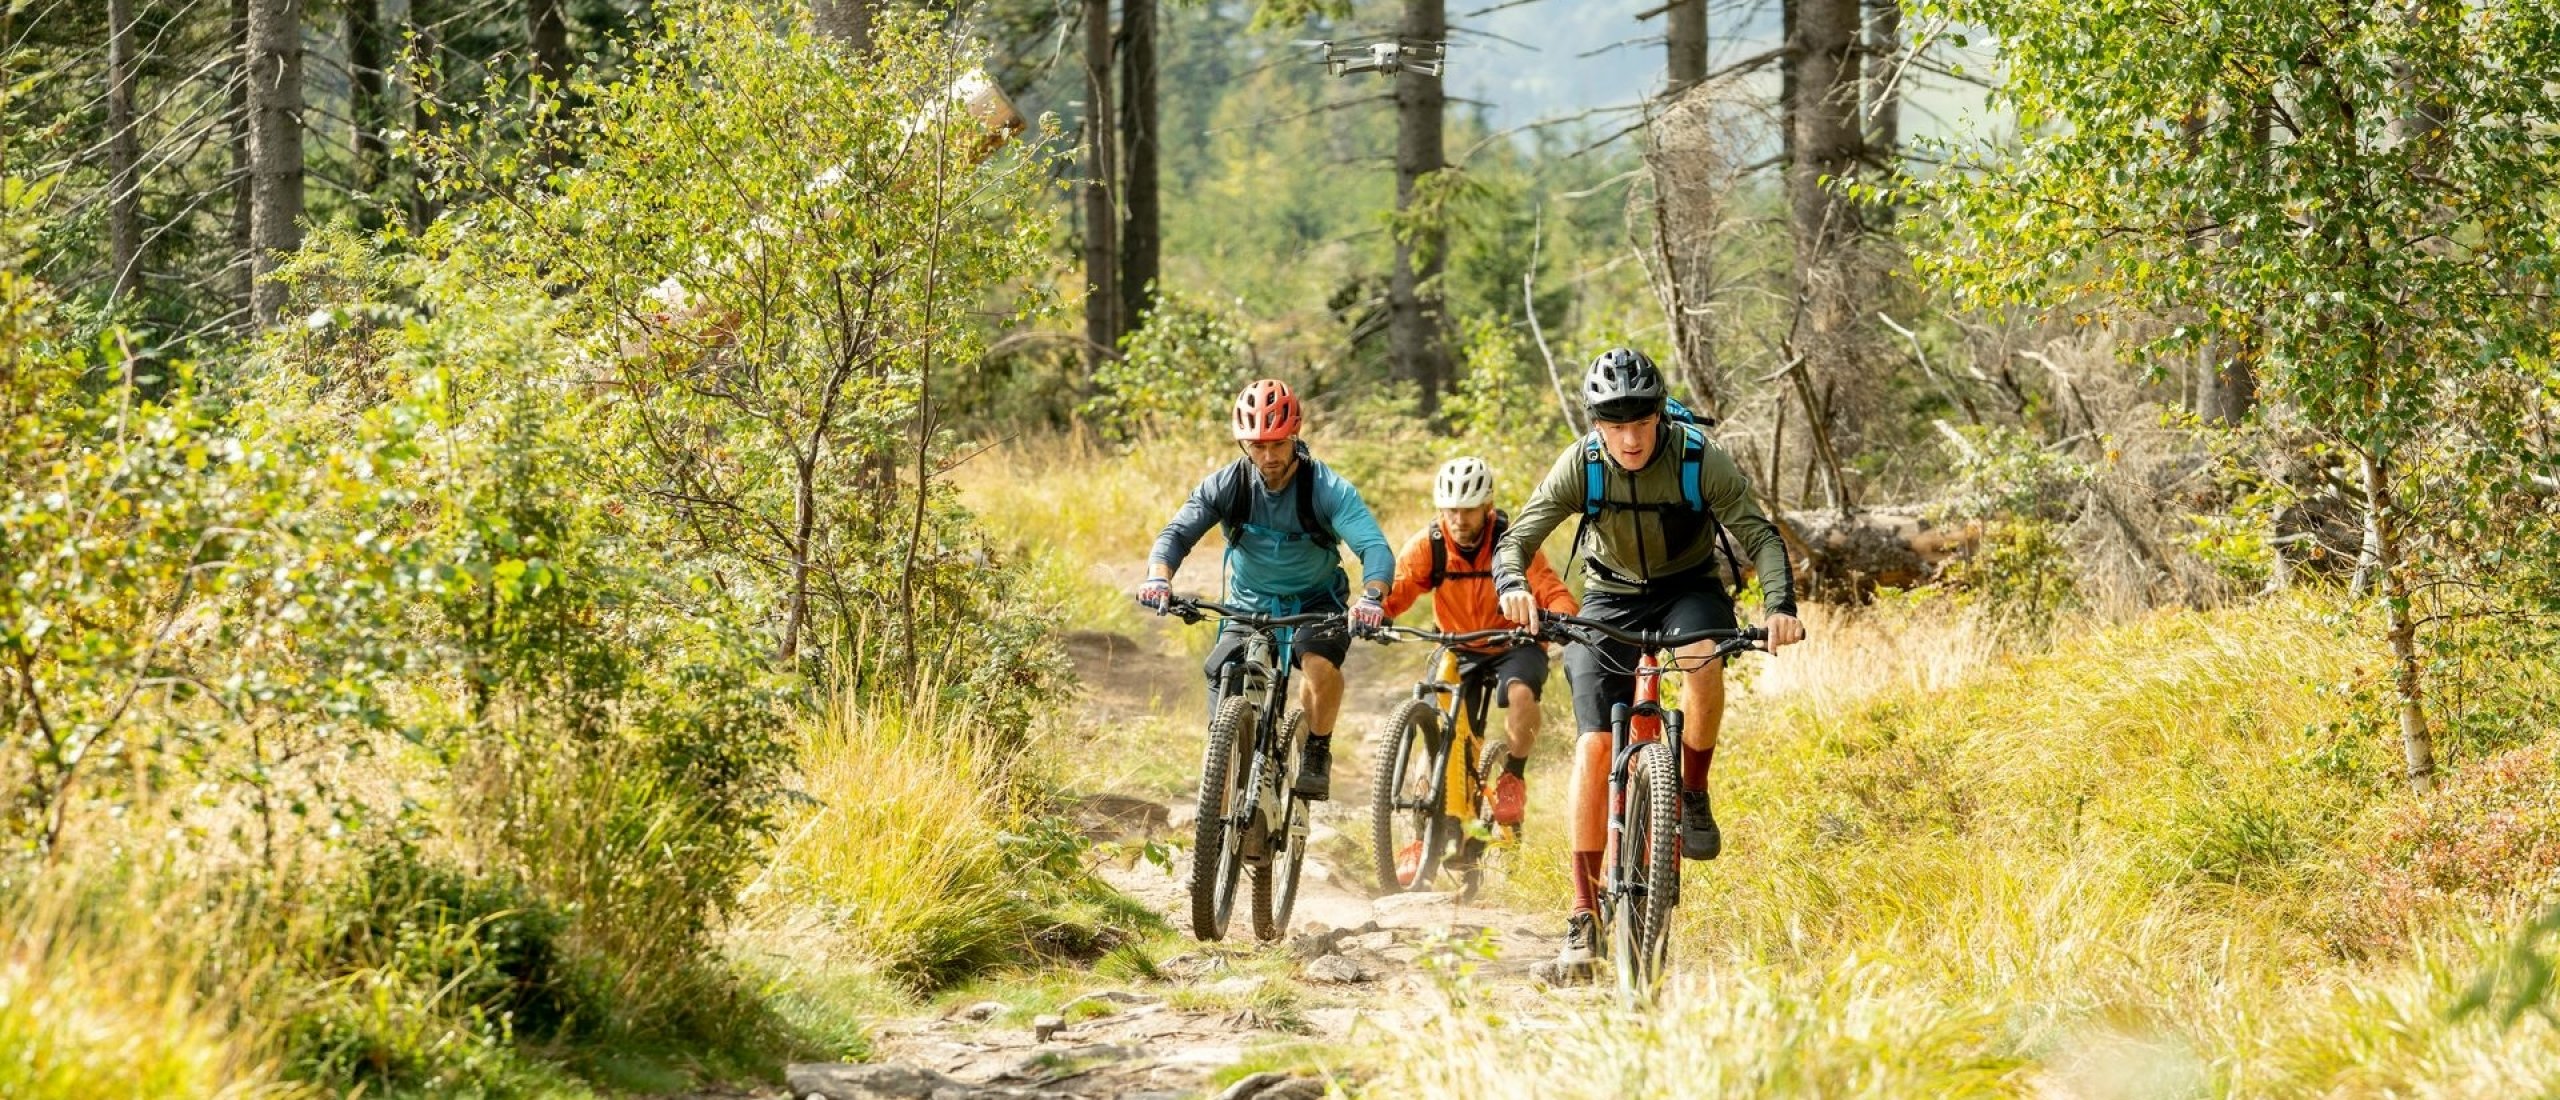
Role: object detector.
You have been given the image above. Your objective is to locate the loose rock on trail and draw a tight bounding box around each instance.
[776,625,1584,1099]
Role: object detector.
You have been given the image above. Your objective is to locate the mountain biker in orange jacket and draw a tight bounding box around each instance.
[1380,457,1579,827]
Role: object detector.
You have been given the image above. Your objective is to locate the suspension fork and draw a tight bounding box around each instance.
[1605,653,1667,896]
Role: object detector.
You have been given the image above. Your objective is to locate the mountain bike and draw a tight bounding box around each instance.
[1538,611,1767,997]
[1165,596,1339,943]
[1365,624,1537,899]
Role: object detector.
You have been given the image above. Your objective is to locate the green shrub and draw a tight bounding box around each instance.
[1082,291,1259,441]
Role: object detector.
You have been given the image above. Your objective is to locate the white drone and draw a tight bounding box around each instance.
[1297,37,1448,78]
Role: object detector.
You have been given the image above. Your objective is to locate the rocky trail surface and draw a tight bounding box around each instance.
[778,624,1583,1100]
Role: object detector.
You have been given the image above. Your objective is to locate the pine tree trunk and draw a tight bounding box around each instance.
[813,0,873,51]
[348,0,387,217]
[1862,0,1900,165]
[1118,0,1160,335]
[527,0,568,90]
[245,0,306,325]
[1665,0,1706,97]
[1081,0,1118,375]
[107,0,144,302]
[229,0,255,318]
[1789,0,1862,480]
[1392,0,1450,413]
[1779,0,1798,169]
[2360,447,2436,792]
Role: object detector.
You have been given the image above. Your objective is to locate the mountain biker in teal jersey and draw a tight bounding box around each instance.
[1495,348,1807,979]
[1135,379,1399,803]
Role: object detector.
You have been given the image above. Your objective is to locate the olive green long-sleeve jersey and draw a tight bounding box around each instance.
[1494,423,1797,614]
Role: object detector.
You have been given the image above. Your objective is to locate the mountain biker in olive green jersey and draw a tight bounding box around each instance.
[1495,348,1806,980]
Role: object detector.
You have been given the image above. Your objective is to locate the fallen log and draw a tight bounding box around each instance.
[1772,506,1978,602]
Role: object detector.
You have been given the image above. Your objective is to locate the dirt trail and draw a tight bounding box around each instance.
[784,623,1580,1100]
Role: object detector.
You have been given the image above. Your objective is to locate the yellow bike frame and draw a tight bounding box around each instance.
[1434,650,1482,823]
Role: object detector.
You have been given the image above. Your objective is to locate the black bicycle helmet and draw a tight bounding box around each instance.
[1582,347,1666,422]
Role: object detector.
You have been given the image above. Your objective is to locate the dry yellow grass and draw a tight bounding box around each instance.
[964,433,2560,1097]
[0,866,303,1100]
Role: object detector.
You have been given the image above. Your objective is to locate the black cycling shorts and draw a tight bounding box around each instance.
[1457,643,1551,705]
[1562,570,1737,734]
[1202,592,1354,688]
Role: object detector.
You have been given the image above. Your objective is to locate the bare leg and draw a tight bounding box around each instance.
[1298,654,1343,735]
[1566,728,1609,914]
[1503,682,1540,758]
[1676,648,1727,753]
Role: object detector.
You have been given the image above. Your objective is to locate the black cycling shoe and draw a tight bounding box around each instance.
[1680,788,1721,861]
[1293,737,1332,801]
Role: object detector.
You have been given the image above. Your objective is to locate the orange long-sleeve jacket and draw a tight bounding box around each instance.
[1382,517,1579,648]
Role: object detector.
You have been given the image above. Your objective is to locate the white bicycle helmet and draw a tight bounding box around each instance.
[1434,456,1496,509]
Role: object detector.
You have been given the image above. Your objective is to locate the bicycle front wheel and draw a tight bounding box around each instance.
[1189,695,1255,941]
[1610,740,1681,998]
[1369,699,1450,893]
[1252,710,1310,941]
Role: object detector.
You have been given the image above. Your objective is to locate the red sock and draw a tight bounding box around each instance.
[1570,850,1602,914]
[1682,743,1714,793]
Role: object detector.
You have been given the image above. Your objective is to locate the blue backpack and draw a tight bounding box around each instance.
[1570,404,1748,587]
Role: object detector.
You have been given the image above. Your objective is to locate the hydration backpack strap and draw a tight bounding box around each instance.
[1427,524,1448,589]
[1217,458,1256,542]
[1581,434,1607,518]
[1221,447,1338,549]
[1429,511,1506,588]
[1678,425,1706,515]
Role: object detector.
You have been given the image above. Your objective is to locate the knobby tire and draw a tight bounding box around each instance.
[1611,740,1681,998]
[1370,699,1448,893]
[1252,710,1310,941]
[1189,695,1254,941]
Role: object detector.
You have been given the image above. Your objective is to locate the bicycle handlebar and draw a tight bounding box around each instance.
[1533,611,1767,654]
[1164,596,1343,630]
[1372,624,1538,649]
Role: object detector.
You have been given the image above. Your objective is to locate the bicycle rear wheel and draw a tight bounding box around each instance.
[1369,699,1450,893]
[1609,740,1681,998]
[1189,695,1255,941]
[1252,710,1309,940]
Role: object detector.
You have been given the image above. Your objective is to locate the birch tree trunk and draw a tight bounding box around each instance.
[2360,447,2436,792]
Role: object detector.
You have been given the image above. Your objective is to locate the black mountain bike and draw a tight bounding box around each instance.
[1166,597,1337,942]
[1538,611,1767,997]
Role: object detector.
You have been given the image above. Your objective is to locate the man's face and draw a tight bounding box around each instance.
[1242,437,1297,483]
[1440,505,1492,546]
[1596,414,1663,470]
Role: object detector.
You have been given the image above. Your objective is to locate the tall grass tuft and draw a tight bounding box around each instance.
[753,673,1154,992]
[0,863,300,1100]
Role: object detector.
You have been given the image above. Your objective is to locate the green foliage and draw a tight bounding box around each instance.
[1082,290,1257,440]
[1,272,429,858]
[1930,426,2091,623]
[1916,0,2560,740]
[428,2,1061,665]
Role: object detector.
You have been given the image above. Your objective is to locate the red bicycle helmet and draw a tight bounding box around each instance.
[1231,379,1303,442]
